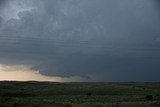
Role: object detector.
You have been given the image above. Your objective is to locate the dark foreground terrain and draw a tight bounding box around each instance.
[0,81,160,107]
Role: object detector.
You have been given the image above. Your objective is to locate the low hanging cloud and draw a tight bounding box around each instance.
[0,0,160,82]
[0,64,85,82]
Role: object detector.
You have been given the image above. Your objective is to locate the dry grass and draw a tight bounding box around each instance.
[0,81,160,107]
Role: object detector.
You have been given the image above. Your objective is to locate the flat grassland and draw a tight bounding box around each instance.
[0,81,160,107]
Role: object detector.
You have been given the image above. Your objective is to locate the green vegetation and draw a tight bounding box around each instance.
[63,102,72,107]
[86,92,92,96]
[0,81,160,107]
[145,95,153,101]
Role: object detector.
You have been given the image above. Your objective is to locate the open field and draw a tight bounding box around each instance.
[0,81,160,107]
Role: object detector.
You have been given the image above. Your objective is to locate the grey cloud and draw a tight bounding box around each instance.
[0,0,160,81]
[0,16,3,24]
[0,0,7,6]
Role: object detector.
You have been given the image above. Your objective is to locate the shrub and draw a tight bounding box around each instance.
[86,92,92,96]
[1,97,13,102]
[142,88,146,90]
[63,102,72,107]
[145,95,153,101]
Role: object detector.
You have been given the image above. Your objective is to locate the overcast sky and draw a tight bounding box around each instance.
[0,0,160,82]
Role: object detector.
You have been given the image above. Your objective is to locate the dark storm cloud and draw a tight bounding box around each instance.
[0,0,7,6]
[0,0,160,81]
[0,16,2,24]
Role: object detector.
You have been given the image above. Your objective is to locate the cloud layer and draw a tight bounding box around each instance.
[0,0,160,81]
